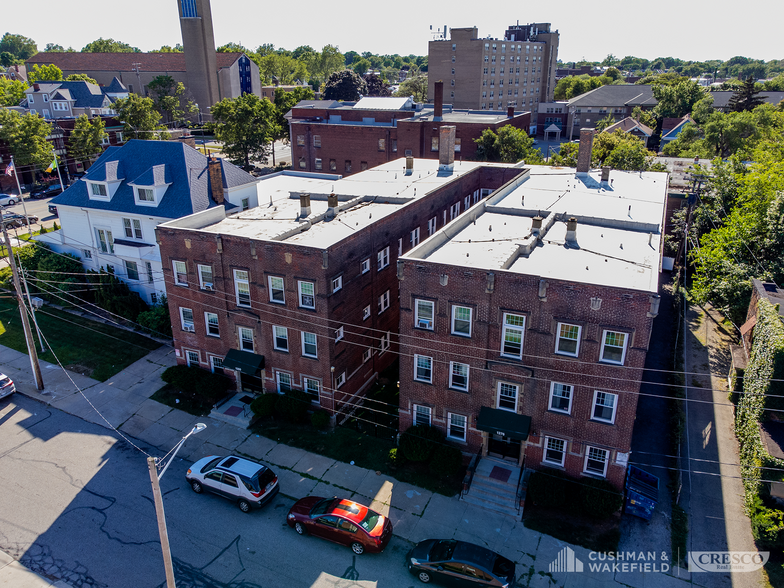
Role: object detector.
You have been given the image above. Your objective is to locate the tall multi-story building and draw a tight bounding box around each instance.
[428,23,559,112]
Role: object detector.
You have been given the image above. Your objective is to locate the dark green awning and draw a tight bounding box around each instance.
[222,349,265,374]
[477,406,531,440]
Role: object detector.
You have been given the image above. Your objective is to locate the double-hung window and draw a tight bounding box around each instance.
[497,382,518,412]
[198,264,213,289]
[592,391,618,424]
[335,326,344,342]
[210,355,224,373]
[304,377,320,402]
[448,413,467,441]
[238,327,254,352]
[544,437,566,466]
[235,270,251,306]
[450,362,469,391]
[410,228,420,247]
[378,290,390,313]
[301,332,317,358]
[123,218,143,239]
[205,312,220,337]
[185,350,199,367]
[124,260,139,281]
[298,280,315,309]
[379,332,390,353]
[97,228,114,254]
[273,326,289,351]
[600,330,628,364]
[331,275,342,293]
[268,275,284,304]
[501,313,525,358]
[555,322,581,356]
[173,260,187,285]
[377,246,389,270]
[414,405,432,426]
[549,382,572,413]
[363,305,371,320]
[584,446,609,477]
[449,202,460,220]
[360,258,370,274]
[428,217,437,236]
[276,372,292,393]
[179,307,194,331]
[414,355,433,383]
[415,299,434,330]
[451,306,472,337]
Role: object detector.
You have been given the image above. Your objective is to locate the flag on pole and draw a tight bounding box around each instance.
[45,157,57,173]
[3,161,12,176]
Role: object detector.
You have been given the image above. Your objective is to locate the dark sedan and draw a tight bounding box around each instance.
[287,496,393,555]
[30,184,64,199]
[407,539,516,587]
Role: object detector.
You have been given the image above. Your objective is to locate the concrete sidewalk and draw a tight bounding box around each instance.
[1,343,703,587]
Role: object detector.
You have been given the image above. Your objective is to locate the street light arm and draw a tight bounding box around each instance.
[157,422,206,481]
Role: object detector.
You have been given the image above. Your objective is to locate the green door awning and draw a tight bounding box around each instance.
[222,349,265,374]
[477,406,531,440]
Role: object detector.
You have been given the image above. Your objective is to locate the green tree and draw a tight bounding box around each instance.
[27,63,63,83]
[81,38,139,53]
[364,73,391,97]
[592,130,655,170]
[553,74,605,100]
[662,122,709,158]
[292,45,315,61]
[0,33,37,61]
[351,57,370,76]
[209,93,279,170]
[270,86,314,165]
[602,54,619,67]
[157,44,183,52]
[474,126,543,164]
[137,296,172,337]
[306,45,344,86]
[0,52,15,67]
[65,73,98,84]
[728,77,766,112]
[147,75,197,126]
[217,42,249,53]
[112,94,165,140]
[257,53,308,85]
[69,114,107,166]
[0,109,54,169]
[323,69,366,101]
[595,113,616,132]
[691,93,715,125]
[395,74,428,102]
[652,79,705,118]
[0,78,28,106]
[44,43,65,52]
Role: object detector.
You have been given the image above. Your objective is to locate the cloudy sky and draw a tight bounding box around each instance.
[4,0,780,63]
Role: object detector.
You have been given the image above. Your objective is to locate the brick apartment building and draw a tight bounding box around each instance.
[396,129,667,489]
[156,135,523,421]
[427,23,559,112]
[287,82,531,176]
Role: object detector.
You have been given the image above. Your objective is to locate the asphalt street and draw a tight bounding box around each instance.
[0,394,418,588]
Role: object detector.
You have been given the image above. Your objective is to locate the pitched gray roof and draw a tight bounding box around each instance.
[569,84,657,108]
[709,90,784,109]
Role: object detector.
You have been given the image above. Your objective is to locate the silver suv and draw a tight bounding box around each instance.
[186,455,279,513]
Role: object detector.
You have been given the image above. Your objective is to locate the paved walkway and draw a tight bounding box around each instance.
[1,343,716,587]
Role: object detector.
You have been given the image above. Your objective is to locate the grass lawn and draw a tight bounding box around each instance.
[151,383,213,416]
[0,298,161,381]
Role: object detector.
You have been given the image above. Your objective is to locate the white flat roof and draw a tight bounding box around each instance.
[408,167,668,293]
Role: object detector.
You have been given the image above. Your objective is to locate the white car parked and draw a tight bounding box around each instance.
[0,373,16,399]
[0,194,20,207]
[186,455,279,513]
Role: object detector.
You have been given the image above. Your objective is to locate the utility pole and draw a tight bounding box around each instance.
[132,63,143,96]
[9,156,33,237]
[148,457,176,588]
[21,267,45,353]
[1,214,44,390]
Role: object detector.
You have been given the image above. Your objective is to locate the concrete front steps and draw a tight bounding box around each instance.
[460,457,526,518]
[209,392,254,428]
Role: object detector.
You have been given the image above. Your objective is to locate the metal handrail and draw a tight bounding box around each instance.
[460,449,482,499]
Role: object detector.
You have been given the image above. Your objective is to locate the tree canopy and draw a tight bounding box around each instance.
[395,74,427,102]
[81,38,140,53]
[474,126,543,164]
[364,73,391,97]
[0,78,28,106]
[0,109,54,168]
[323,69,367,101]
[147,75,197,126]
[0,33,37,62]
[69,114,108,165]
[550,130,660,172]
[112,94,165,140]
[209,93,279,170]
[728,77,766,112]
[27,63,63,83]
[65,73,98,84]
[652,79,705,118]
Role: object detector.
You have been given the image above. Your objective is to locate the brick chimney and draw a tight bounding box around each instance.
[576,128,594,175]
[405,156,414,175]
[601,166,611,184]
[565,217,578,244]
[327,192,338,218]
[434,81,444,121]
[299,193,311,217]
[507,105,515,118]
[208,157,224,204]
[439,125,456,170]
[531,215,543,235]
[33,83,40,91]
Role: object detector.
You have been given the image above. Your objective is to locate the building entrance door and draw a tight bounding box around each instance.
[238,372,264,394]
[488,433,521,461]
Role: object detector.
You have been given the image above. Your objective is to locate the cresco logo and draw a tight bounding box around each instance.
[688,552,769,573]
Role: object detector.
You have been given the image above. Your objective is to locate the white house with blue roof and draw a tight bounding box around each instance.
[22,78,129,119]
[41,140,259,304]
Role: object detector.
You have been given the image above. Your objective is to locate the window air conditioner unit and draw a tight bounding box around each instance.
[418,319,432,329]
[203,283,213,290]
[184,325,195,332]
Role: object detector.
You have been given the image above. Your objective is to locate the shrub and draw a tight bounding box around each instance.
[161,365,231,405]
[250,393,279,418]
[388,448,405,466]
[310,410,330,430]
[38,225,48,234]
[399,425,445,462]
[580,477,623,518]
[53,222,59,230]
[276,389,311,423]
[528,469,577,510]
[528,469,622,518]
[751,497,784,550]
[429,444,463,477]
[137,296,172,338]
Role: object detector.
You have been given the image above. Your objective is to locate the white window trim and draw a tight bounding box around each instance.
[410,227,420,247]
[179,307,194,331]
[335,371,346,388]
[331,275,343,293]
[415,299,434,330]
[276,371,293,394]
[238,326,254,352]
[377,246,389,270]
[301,331,318,358]
[235,270,251,307]
[360,258,370,274]
[134,186,159,206]
[268,275,285,304]
[273,325,289,352]
[298,280,315,309]
[173,260,187,286]
[205,312,220,337]
[414,355,433,383]
[428,217,437,236]
[600,330,628,365]
[363,305,371,320]
[591,390,618,424]
[414,404,432,427]
[198,264,213,290]
[362,348,372,362]
[335,326,344,342]
[548,382,573,414]
[497,382,518,412]
[584,446,609,477]
[500,312,525,359]
[209,355,224,373]
[304,377,321,404]
[451,305,472,337]
[88,181,110,201]
[447,413,467,442]
[379,332,390,353]
[378,290,390,314]
[555,322,581,357]
[185,349,200,367]
[543,436,566,466]
[449,361,469,391]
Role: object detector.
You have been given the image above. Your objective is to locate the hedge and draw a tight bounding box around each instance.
[528,468,622,519]
[399,425,445,462]
[161,365,231,405]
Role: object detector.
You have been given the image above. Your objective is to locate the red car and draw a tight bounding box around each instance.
[287,496,393,555]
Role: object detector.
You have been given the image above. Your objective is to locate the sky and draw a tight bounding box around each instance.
[4,0,781,64]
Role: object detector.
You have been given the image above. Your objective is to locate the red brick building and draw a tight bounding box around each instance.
[397,131,667,489]
[287,82,531,176]
[156,142,523,423]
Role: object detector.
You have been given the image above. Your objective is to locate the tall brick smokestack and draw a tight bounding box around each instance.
[208,157,224,204]
[434,81,444,121]
[576,128,594,175]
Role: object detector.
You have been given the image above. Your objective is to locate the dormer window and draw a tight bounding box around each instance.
[89,182,109,200]
[137,188,154,202]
